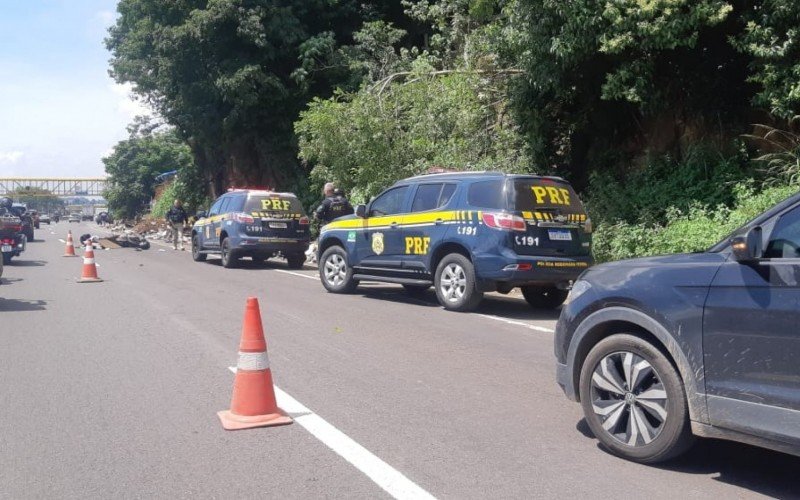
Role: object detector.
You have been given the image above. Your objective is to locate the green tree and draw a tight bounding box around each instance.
[103,120,197,219]
[106,0,364,196]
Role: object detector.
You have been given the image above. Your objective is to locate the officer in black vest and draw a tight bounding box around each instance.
[314,183,354,224]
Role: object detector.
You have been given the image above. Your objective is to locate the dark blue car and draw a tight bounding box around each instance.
[556,191,800,463]
[192,189,310,269]
[316,172,592,311]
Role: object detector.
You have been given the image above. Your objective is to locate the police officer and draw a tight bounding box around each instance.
[314,183,354,224]
[165,199,188,250]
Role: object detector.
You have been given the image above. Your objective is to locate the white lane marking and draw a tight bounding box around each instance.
[476,313,554,333]
[58,239,66,243]
[227,366,435,500]
[273,268,552,333]
[274,269,317,280]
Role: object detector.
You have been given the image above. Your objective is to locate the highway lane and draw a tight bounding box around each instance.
[1,222,799,499]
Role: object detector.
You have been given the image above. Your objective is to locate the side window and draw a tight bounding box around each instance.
[467,180,505,209]
[369,186,409,217]
[411,183,458,212]
[439,183,456,207]
[208,198,224,216]
[411,184,444,212]
[218,197,232,215]
[765,206,800,258]
[227,195,245,213]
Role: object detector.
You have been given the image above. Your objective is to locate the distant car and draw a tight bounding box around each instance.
[192,189,311,268]
[556,190,800,463]
[39,213,51,225]
[68,213,81,223]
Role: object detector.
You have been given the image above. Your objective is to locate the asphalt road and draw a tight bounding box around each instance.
[1,221,799,499]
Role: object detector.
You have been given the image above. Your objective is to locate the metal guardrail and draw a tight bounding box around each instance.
[0,178,108,196]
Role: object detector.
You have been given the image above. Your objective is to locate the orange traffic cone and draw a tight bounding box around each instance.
[77,239,103,283]
[63,231,77,257]
[218,297,292,430]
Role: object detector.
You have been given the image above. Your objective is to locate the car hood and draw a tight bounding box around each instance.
[585,251,728,293]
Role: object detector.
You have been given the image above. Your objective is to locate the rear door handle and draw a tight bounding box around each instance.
[390,222,398,228]
[435,218,443,225]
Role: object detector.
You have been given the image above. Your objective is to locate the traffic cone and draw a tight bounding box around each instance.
[77,239,103,283]
[63,231,77,257]
[218,297,292,430]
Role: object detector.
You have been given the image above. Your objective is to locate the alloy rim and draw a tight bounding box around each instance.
[440,263,467,303]
[324,253,347,287]
[590,351,668,446]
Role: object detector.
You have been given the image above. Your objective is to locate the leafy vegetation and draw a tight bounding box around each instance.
[103,120,196,219]
[104,0,800,262]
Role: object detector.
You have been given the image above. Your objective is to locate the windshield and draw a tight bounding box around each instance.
[509,179,585,214]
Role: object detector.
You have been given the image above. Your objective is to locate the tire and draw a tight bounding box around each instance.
[521,286,568,309]
[220,237,237,268]
[434,253,483,311]
[192,235,206,261]
[403,284,429,295]
[319,246,357,293]
[1,253,9,265]
[286,253,305,270]
[579,333,694,464]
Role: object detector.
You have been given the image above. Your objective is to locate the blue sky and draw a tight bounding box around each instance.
[0,1,149,178]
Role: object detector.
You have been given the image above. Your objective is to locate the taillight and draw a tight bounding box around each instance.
[583,217,593,234]
[232,212,255,224]
[299,216,310,225]
[482,212,526,232]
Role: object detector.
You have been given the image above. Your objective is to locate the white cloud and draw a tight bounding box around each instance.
[0,151,24,164]
[110,83,153,119]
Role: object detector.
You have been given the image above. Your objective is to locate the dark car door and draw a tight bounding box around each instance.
[354,185,410,272]
[203,197,226,249]
[703,203,800,442]
[402,182,457,273]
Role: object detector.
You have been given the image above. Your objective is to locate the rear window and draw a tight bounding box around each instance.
[245,194,306,218]
[510,179,584,214]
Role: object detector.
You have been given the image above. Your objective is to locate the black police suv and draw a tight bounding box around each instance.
[317,172,592,311]
[192,189,311,269]
[556,191,800,463]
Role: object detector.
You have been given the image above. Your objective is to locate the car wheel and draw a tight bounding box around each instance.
[579,333,694,464]
[434,253,483,311]
[521,286,568,309]
[319,246,357,293]
[286,253,305,270]
[402,284,429,295]
[192,235,206,262]
[220,237,237,268]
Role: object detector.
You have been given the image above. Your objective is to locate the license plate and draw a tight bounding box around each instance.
[269,222,287,229]
[1,245,11,252]
[548,230,572,241]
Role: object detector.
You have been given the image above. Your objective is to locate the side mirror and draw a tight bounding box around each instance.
[355,204,367,218]
[731,227,762,262]
[196,210,207,219]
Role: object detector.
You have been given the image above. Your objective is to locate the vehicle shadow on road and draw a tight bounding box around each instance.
[474,294,561,321]
[0,277,23,284]
[8,260,47,267]
[575,418,800,497]
[0,298,47,312]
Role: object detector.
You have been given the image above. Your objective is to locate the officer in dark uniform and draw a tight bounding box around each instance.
[0,197,12,216]
[314,183,354,224]
[165,199,189,250]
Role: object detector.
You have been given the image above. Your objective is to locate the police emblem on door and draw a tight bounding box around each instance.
[372,232,385,255]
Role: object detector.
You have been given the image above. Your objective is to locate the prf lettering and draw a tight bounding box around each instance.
[404,236,431,255]
[531,186,571,206]
[260,198,291,211]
